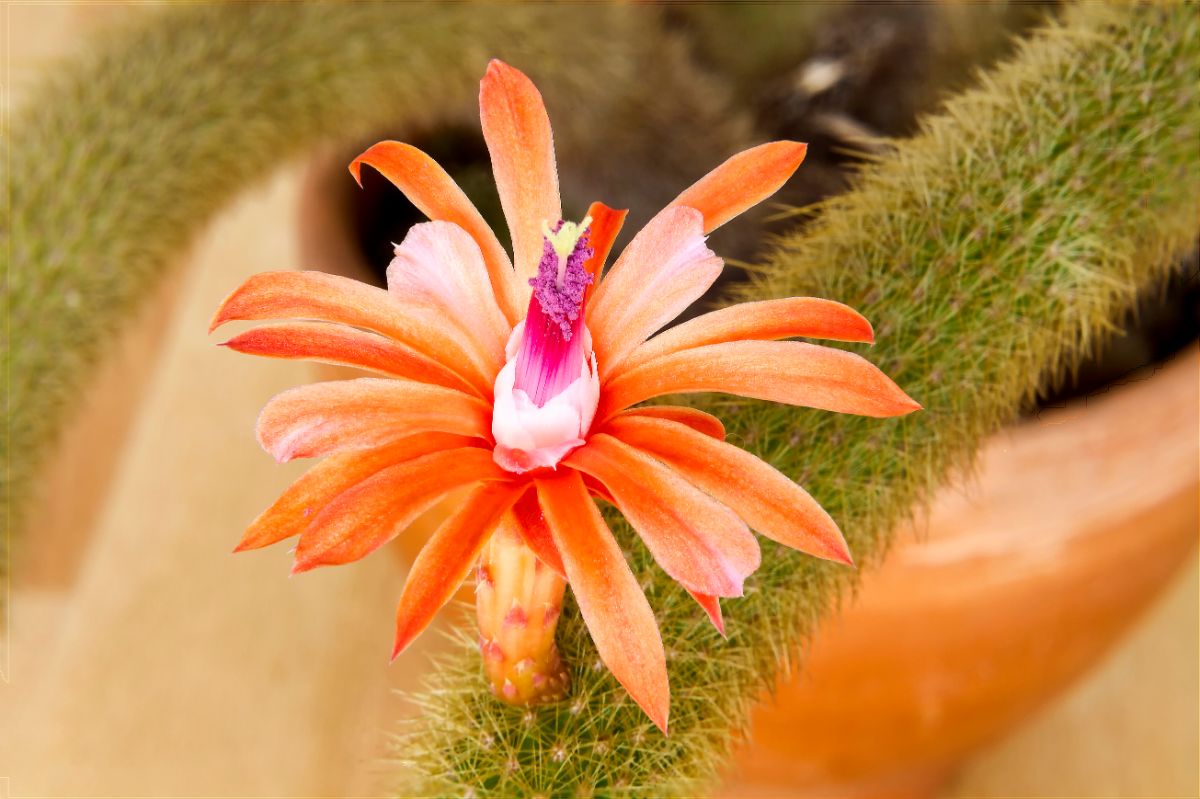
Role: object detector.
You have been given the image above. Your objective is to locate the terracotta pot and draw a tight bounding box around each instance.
[719,346,1198,799]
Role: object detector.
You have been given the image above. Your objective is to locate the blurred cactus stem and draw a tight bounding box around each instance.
[475,515,569,705]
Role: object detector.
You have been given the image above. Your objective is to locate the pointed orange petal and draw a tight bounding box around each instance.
[293,447,507,572]
[512,488,566,578]
[479,59,561,294]
[587,206,723,379]
[607,415,853,565]
[256,378,491,463]
[222,322,480,396]
[582,201,628,303]
[621,297,874,374]
[535,471,669,733]
[564,434,760,598]
[350,141,522,322]
[235,433,474,552]
[210,271,491,395]
[608,406,725,441]
[392,481,524,657]
[669,141,807,233]
[686,590,725,638]
[600,340,922,421]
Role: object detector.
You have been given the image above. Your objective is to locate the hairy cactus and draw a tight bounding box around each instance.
[393,4,1199,795]
[1,4,750,596]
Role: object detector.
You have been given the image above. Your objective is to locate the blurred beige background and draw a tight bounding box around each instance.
[3,5,1197,798]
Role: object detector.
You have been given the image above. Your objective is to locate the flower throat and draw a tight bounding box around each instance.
[513,217,594,406]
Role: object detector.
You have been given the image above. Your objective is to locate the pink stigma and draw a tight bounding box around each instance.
[514,221,594,406]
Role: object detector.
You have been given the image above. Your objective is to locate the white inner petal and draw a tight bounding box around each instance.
[492,326,600,473]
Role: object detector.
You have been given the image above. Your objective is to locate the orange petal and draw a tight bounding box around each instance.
[535,471,669,733]
[349,141,522,323]
[512,488,566,578]
[582,201,628,303]
[256,378,492,462]
[600,340,922,421]
[292,447,508,572]
[564,434,760,598]
[606,414,852,565]
[479,59,561,295]
[221,322,479,396]
[686,590,725,638]
[581,473,616,505]
[620,297,874,375]
[210,270,492,395]
[235,433,474,552]
[669,141,808,233]
[608,406,725,441]
[587,206,723,379]
[392,481,524,657]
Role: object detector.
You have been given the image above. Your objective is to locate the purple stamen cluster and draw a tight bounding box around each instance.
[528,223,593,341]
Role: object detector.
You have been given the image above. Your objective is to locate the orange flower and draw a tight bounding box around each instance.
[210,60,919,733]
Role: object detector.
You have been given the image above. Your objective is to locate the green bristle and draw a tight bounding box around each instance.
[392,4,1199,796]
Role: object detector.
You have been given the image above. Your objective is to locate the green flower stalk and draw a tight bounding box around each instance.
[476,520,569,705]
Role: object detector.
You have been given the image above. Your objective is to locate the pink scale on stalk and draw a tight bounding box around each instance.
[492,217,601,474]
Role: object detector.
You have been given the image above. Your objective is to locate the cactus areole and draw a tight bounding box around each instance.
[210,59,918,733]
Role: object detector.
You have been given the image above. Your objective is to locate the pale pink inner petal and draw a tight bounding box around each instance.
[586,206,723,379]
[388,221,512,372]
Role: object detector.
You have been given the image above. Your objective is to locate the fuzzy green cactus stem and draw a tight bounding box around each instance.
[394,4,1200,796]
